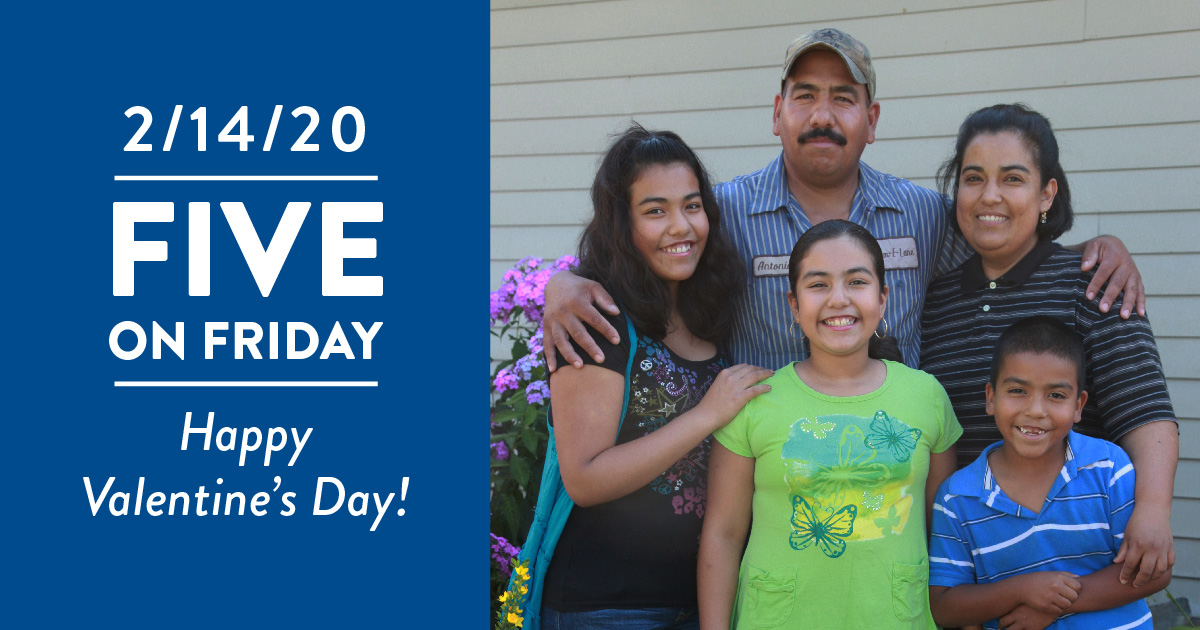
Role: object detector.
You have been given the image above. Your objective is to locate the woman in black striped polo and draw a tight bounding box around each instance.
[920,103,1178,590]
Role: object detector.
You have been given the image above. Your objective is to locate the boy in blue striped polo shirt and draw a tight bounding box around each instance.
[927,316,1170,630]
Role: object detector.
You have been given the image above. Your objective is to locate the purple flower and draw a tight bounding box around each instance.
[519,256,543,271]
[528,328,544,356]
[553,255,578,271]
[493,367,519,394]
[491,533,521,575]
[514,354,542,380]
[491,441,510,461]
[525,380,550,405]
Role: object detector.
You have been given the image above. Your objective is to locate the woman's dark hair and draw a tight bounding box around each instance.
[575,123,745,343]
[787,220,902,362]
[937,103,1073,240]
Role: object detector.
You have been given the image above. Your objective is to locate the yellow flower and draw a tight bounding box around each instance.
[507,612,522,627]
[518,585,528,595]
[514,565,529,579]
[498,592,509,603]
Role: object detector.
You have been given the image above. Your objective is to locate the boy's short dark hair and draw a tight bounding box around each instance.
[989,316,1086,390]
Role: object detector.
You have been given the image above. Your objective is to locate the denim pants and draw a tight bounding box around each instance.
[541,606,699,630]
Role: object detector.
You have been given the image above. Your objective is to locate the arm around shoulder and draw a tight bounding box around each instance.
[1066,234,1145,318]
[542,270,621,371]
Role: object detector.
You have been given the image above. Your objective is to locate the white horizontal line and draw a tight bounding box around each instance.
[114,381,378,387]
[114,175,378,181]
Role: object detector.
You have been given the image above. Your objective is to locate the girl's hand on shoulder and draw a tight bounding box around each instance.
[696,364,773,429]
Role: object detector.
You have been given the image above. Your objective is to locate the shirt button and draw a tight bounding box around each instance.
[989,281,997,289]
[983,305,991,312]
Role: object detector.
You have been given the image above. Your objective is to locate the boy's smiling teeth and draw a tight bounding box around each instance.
[823,316,857,327]
[1017,426,1046,436]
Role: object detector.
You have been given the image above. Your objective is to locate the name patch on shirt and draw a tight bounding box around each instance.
[879,237,919,270]
[752,255,790,277]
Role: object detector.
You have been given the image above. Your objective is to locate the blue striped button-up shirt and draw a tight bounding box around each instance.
[928,432,1151,629]
[715,153,971,368]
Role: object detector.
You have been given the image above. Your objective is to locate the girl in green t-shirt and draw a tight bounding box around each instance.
[698,220,962,629]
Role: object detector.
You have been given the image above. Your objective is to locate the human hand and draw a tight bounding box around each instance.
[1115,502,1175,587]
[998,604,1057,630]
[1015,571,1081,614]
[542,271,620,371]
[1080,235,1144,318]
[695,364,774,429]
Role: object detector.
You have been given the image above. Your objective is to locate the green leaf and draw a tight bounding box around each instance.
[521,426,540,453]
[499,492,520,541]
[490,408,522,424]
[510,455,530,487]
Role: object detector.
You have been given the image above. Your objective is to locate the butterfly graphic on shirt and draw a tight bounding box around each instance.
[865,410,921,462]
[789,495,857,558]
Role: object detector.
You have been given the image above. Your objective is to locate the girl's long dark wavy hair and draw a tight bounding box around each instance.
[576,123,745,344]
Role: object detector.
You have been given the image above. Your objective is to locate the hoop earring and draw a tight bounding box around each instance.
[790,320,805,342]
[1040,210,1048,224]
[875,317,889,339]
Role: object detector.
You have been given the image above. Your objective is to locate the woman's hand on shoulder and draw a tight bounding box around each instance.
[694,364,774,431]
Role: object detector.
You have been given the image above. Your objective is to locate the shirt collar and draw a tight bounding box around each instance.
[747,153,792,216]
[947,432,1094,505]
[960,238,1059,292]
[747,153,900,221]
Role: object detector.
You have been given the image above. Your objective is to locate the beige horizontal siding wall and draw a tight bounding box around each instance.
[491,0,1200,603]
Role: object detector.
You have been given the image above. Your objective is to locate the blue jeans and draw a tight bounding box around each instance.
[541,606,699,630]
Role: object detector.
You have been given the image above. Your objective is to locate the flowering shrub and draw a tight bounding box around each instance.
[494,559,530,629]
[490,255,576,614]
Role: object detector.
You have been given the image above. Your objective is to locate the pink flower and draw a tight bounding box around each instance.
[493,368,519,394]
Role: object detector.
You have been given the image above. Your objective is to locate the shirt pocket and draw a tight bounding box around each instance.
[742,565,796,628]
[890,558,929,622]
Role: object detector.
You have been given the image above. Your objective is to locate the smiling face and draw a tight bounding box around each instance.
[956,132,1058,277]
[629,162,709,292]
[773,50,879,189]
[986,350,1086,464]
[787,234,887,358]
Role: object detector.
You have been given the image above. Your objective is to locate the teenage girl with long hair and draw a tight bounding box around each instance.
[534,124,772,630]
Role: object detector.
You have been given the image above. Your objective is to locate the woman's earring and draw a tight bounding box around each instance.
[1040,210,1048,224]
[790,320,805,342]
[875,317,890,339]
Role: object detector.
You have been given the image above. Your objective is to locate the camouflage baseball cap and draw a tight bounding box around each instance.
[781,28,876,100]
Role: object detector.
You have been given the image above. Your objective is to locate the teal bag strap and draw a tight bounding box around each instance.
[510,314,638,630]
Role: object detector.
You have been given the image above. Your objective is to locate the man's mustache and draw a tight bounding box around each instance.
[797,128,847,146]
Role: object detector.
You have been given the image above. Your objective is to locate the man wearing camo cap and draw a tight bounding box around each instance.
[542,28,1142,372]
